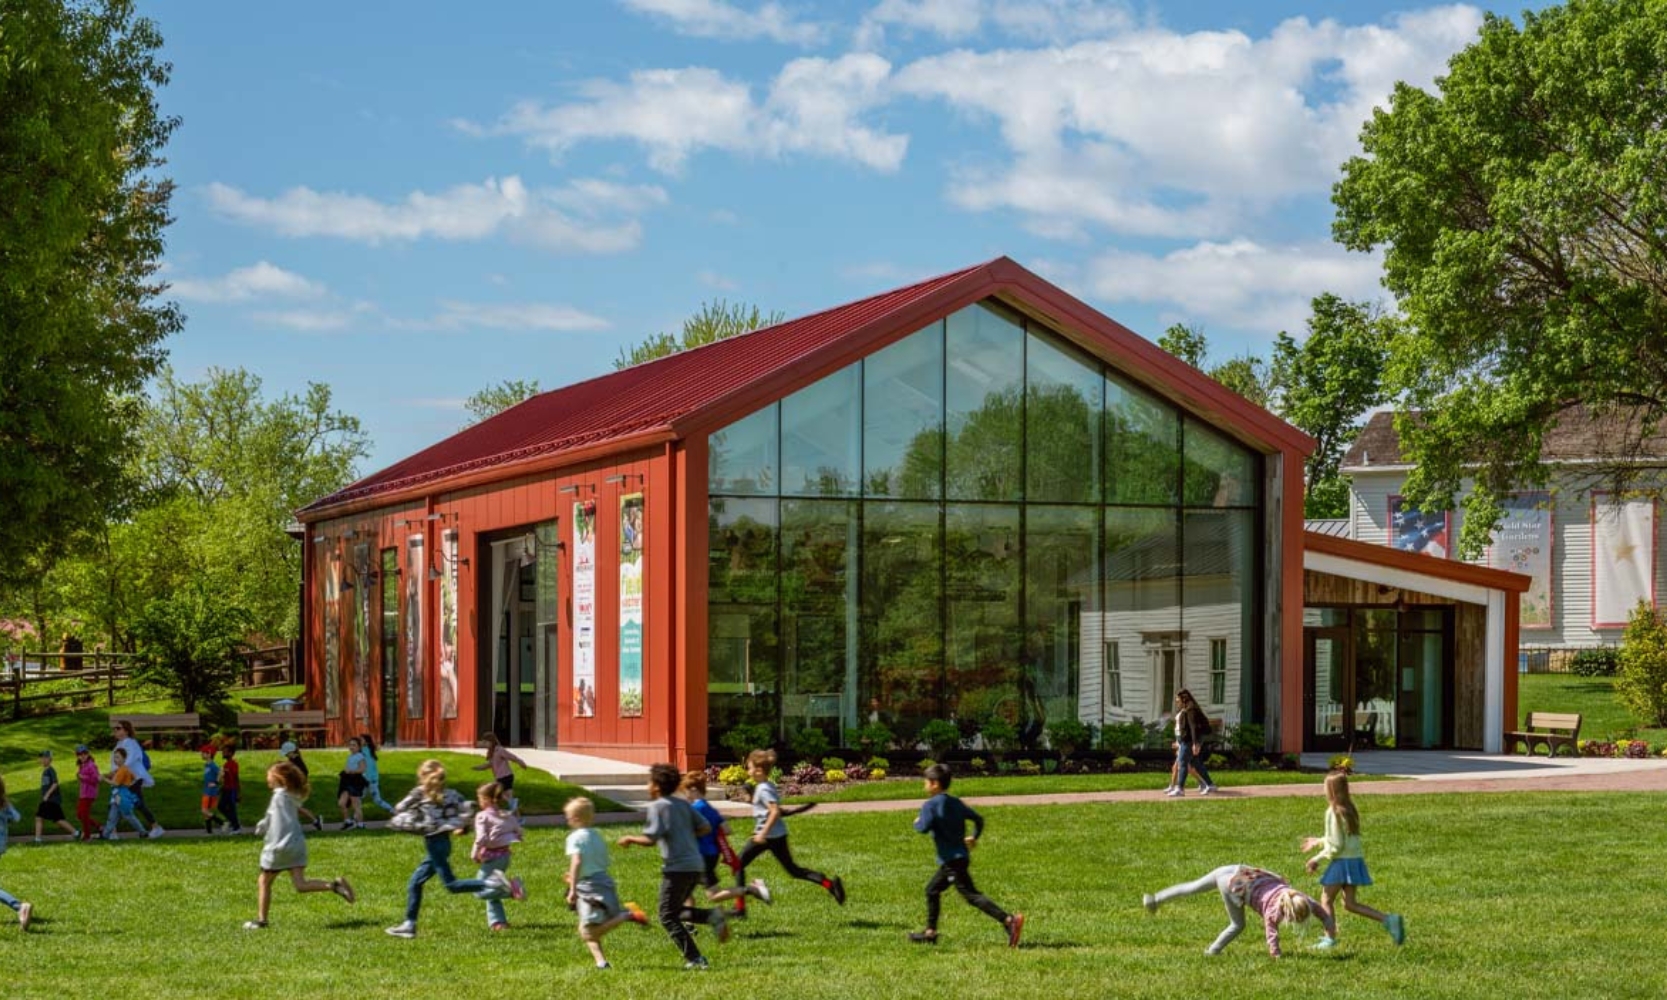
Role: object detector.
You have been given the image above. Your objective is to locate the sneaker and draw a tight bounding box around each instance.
[1162,785,1177,794]
[748,878,773,905]
[710,906,731,944]
[1385,913,1405,946]
[1142,893,1158,915]
[509,876,526,902]
[1313,936,1339,950]
[331,877,356,904]
[385,921,417,939]
[623,901,649,926]
[1165,787,1184,797]
[490,922,509,931]
[1198,784,1215,796]
[311,816,324,832]
[242,919,267,930]
[595,961,610,969]
[684,957,710,971]
[17,902,32,931]
[1006,912,1025,948]
[908,930,938,945]
[828,875,846,906]
[148,826,165,839]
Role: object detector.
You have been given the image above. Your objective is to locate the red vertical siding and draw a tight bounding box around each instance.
[676,436,710,769]
[1280,456,1306,753]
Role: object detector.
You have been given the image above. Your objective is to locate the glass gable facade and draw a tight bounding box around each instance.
[707,302,1263,750]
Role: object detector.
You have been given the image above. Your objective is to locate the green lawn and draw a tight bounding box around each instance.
[0,791,1661,998]
[795,767,1342,804]
[0,700,618,829]
[1516,672,1667,743]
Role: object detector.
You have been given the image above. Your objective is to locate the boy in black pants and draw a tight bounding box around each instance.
[618,763,729,970]
[909,763,1024,947]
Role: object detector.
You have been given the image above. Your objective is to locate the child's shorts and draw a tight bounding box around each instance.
[201,795,220,813]
[35,800,66,822]
[574,873,623,926]
[1319,858,1373,886]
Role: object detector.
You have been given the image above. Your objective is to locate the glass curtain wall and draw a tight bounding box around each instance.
[707,302,1263,750]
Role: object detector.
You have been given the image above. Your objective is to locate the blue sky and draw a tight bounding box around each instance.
[147,0,1506,475]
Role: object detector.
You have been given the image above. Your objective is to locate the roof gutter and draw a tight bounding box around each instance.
[297,428,678,524]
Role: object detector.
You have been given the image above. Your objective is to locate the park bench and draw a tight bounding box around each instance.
[237,708,327,748]
[123,713,203,747]
[1506,711,1582,757]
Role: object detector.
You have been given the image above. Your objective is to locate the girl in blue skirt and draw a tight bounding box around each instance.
[1302,770,1404,948]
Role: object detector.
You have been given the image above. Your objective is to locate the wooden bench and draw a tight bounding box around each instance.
[1506,711,1582,756]
[237,709,327,748]
[122,713,203,746]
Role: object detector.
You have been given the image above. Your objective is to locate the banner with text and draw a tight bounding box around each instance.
[573,501,596,717]
[1488,492,1554,629]
[619,493,644,718]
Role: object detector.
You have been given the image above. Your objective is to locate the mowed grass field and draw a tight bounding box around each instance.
[1,790,1662,1000]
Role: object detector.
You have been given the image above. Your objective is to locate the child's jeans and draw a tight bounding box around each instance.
[475,854,513,926]
[366,780,393,811]
[0,887,19,912]
[405,834,487,924]
[658,869,714,963]
[218,789,241,831]
[102,790,147,837]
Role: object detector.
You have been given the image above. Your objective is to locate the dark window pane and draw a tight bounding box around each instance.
[863,323,943,499]
[781,499,858,740]
[945,304,1024,501]
[782,364,860,497]
[1182,419,1258,507]
[708,498,779,742]
[861,501,942,734]
[945,504,1022,744]
[710,405,778,496]
[1025,506,1099,727]
[1026,331,1102,503]
[1106,373,1179,505]
[1105,507,1181,721]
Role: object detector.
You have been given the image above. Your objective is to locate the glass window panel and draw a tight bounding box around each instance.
[1104,507,1181,721]
[945,504,1023,745]
[781,499,859,740]
[781,364,860,497]
[863,322,943,499]
[944,304,1024,501]
[1026,506,1100,727]
[1182,419,1259,507]
[708,498,779,743]
[1026,331,1102,503]
[709,405,778,496]
[1183,509,1255,723]
[1105,373,1179,505]
[861,501,942,736]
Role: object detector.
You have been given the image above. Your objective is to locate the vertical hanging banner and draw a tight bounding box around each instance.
[324,548,341,719]
[619,493,645,718]
[1487,492,1554,629]
[353,541,372,722]
[439,528,459,720]
[1389,495,1452,558]
[1593,496,1656,627]
[404,534,425,719]
[573,500,596,717]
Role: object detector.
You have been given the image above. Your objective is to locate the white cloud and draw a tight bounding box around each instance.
[620,0,826,45]
[251,308,355,332]
[892,6,1482,237]
[205,176,663,254]
[856,0,1131,48]
[424,301,610,333]
[483,55,906,174]
[1081,239,1386,334]
[696,269,738,291]
[169,261,327,303]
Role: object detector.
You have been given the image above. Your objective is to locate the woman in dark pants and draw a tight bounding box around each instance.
[1167,690,1217,797]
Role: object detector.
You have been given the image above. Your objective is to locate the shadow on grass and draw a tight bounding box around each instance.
[322,917,385,930]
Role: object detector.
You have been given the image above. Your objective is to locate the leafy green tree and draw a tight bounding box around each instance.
[0,0,180,583]
[1332,0,1667,553]
[1270,295,1392,518]
[1616,602,1667,728]
[1157,323,1208,368]
[614,300,785,370]
[463,378,540,425]
[1210,355,1271,409]
[130,583,251,714]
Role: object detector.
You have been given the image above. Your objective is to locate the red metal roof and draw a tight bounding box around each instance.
[302,256,1316,518]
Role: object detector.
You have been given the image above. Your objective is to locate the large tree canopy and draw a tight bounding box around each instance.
[0,0,180,581]
[1333,0,1667,553]
[614,300,785,370]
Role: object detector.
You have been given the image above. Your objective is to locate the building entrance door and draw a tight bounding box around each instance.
[1304,624,1352,753]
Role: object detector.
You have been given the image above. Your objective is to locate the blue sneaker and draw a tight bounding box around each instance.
[1313,936,1338,950]
[1385,913,1406,946]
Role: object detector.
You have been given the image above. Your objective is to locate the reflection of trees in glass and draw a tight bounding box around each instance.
[1353,615,1398,707]
[945,505,1021,739]
[1106,377,1180,505]
[781,500,854,703]
[708,500,778,735]
[1183,421,1259,507]
[1026,507,1097,727]
[1027,384,1099,503]
[861,502,941,736]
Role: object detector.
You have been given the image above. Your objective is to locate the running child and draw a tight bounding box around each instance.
[218,744,243,833]
[280,741,325,832]
[385,760,489,939]
[244,761,355,929]
[102,747,150,839]
[0,777,33,930]
[470,781,527,930]
[680,770,771,913]
[617,762,729,970]
[1142,864,1335,958]
[564,795,648,968]
[33,750,77,841]
[357,733,394,811]
[734,749,844,907]
[473,733,527,811]
[74,745,100,841]
[909,763,1024,947]
[336,736,369,830]
[200,745,222,834]
[1302,769,1405,947]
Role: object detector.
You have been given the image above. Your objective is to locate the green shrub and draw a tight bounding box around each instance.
[1224,722,1266,758]
[718,764,749,785]
[847,721,894,753]
[820,756,847,771]
[917,718,961,758]
[1043,757,1058,774]
[1015,758,1041,776]
[869,768,887,780]
[1045,718,1093,759]
[968,756,988,773]
[824,768,848,783]
[1617,603,1667,726]
[721,723,774,763]
[1571,647,1621,677]
[1207,753,1228,770]
[918,758,936,773]
[866,756,890,771]
[788,725,831,761]
[1111,756,1136,772]
[1098,720,1144,754]
[978,717,1017,756]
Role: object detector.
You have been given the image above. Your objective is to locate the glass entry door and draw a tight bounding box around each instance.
[1304,625,1351,753]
